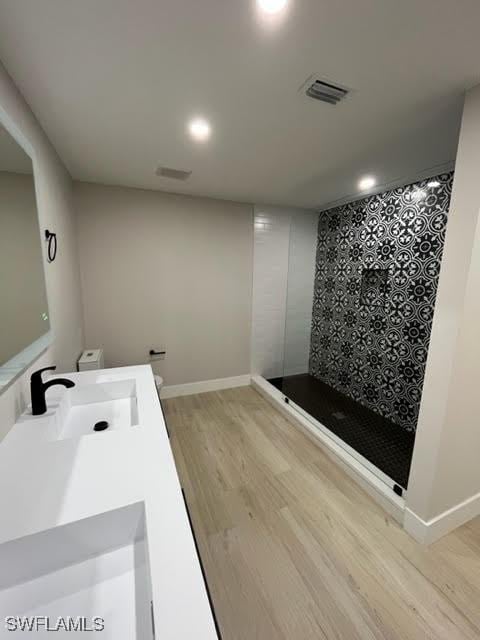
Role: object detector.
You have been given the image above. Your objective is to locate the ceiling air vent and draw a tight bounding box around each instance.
[304,76,350,105]
[155,166,192,181]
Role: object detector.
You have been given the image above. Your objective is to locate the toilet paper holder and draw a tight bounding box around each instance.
[149,349,166,357]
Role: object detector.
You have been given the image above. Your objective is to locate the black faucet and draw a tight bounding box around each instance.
[30,366,75,415]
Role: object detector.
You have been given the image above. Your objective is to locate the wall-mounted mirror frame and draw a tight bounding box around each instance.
[0,106,52,394]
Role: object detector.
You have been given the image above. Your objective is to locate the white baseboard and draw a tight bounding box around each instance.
[404,490,480,544]
[160,374,251,399]
[251,375,405,524]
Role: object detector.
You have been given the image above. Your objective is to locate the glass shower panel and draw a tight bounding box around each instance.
[282,212,318,379]
[281,210,399,490]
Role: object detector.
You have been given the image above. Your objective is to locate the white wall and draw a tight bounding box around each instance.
[75,182,253,387]
[0,62,84,440]
[406,84,480,538]
[251,206,318,379]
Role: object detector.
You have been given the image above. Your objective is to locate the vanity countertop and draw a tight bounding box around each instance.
[0,364,218,640]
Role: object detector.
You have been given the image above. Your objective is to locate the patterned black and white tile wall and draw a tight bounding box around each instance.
[309,172,454,431]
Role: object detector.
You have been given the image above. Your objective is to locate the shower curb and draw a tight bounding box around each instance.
[251,375,405,525]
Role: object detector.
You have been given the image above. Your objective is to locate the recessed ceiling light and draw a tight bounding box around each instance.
[358,175,376,191]
[427,180,440,188]
[188,118,211,142]
[257,0,288,14]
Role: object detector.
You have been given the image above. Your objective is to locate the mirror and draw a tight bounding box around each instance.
[0,122,50,391]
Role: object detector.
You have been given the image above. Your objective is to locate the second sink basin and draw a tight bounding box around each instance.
[0,503,154,639]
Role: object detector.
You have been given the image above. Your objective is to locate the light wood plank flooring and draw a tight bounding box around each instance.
[164,386,480,640]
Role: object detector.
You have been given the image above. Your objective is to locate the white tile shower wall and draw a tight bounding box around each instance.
[251,206,318,379]
[251,207,290,378]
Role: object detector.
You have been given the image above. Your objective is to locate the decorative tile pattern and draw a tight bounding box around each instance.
[360,268,388,306]
[309,172,454,431]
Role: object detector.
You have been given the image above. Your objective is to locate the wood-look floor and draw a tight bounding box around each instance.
[164,386,480,640]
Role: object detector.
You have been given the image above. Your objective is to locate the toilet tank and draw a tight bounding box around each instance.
[77,349,104,371]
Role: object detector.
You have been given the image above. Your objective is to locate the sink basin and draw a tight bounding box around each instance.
[5,378,139,445]
[0,503,154,639]
[54,379,138,440]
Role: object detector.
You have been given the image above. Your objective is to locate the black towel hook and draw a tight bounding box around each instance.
[45,229,57,263]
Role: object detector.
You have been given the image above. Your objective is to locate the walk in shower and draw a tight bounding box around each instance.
[264,172,454,492]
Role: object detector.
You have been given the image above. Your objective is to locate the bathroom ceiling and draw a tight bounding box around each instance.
[0,0,478,209]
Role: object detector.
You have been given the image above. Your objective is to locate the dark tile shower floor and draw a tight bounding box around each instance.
[268,374,415,489]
